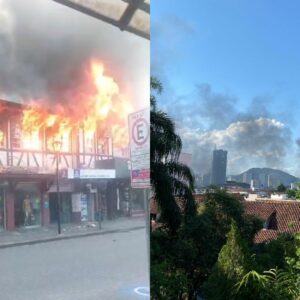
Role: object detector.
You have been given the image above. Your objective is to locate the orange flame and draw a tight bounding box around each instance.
[21,60,131,154]
[0,130,4,147]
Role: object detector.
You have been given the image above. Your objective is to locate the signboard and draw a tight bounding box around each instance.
[128,108,150,188]
[67,168,116,179]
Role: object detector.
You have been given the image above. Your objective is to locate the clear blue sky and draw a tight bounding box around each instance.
[151,0,300,176]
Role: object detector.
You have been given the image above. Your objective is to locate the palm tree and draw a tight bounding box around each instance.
[150,77,196,234]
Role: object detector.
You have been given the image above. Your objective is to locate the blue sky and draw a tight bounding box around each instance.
[151,0,300,176]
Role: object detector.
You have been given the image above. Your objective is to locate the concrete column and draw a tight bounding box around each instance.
[5,192,15,231]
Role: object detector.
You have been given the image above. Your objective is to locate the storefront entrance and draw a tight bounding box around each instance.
[49,192,72,224]
[80,193,96,222]
[14,182,41,228]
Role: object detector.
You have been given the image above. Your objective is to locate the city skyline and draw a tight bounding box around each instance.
[151,0,300,177]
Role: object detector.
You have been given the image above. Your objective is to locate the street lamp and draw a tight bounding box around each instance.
[53,140,62,234]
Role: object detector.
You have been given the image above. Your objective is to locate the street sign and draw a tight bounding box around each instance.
[128,108,150,188]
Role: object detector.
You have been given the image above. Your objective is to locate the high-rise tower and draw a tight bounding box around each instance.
[211,149,227,186]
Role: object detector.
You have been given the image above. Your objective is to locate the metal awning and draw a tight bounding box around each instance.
[53,0,150,39]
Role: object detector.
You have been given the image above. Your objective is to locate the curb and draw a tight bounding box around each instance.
[0,225,146,250]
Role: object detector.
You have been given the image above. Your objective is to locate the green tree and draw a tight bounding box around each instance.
[287,189,296,199]
[234,233,300,300]
[170,190,261,299]
[277,183,287,192]
[203,221,254,300]
[150,77,196,233]
[151,230,194,299]
[255,233,297,271]
[151,189,263,300]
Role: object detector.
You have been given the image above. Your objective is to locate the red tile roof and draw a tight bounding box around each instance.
[244,200,300,243]
[150,195,300,243]
[254,229,279,243]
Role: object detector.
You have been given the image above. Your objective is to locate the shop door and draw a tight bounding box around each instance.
[49,193,72,224]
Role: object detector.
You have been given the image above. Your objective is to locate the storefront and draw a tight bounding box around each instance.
[48,179,74,224]
[14,182,42,228]
[49,192,73,224]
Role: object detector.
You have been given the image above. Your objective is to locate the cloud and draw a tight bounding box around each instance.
[0,0,149,109]
[151,11,297,177]
[178,117,291,175]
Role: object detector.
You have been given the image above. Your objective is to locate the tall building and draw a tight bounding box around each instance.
[211,149,228,186]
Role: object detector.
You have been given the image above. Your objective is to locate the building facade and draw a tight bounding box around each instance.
[0,99,143,231]
[211,149,227,186]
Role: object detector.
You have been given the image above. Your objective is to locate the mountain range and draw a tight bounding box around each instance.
[229,168,299,187]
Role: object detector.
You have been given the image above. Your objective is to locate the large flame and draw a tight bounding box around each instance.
[21,60,132,154]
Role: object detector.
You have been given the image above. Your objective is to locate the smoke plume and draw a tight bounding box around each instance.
[0,0,149,109]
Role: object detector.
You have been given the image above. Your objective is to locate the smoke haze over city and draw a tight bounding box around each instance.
[151,1,300,177]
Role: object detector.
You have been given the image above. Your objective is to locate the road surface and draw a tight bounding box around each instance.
[0,228,149,300]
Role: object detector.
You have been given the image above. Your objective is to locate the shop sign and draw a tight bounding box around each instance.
[67,168,116,179]
[128,108,150,188]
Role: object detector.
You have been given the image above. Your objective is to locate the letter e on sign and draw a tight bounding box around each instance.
[132,118,149,146]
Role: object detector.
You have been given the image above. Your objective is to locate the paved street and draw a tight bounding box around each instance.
[0,228,149,300]
[0,217,145,247]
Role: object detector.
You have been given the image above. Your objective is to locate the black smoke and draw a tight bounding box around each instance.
[0,0,148,109]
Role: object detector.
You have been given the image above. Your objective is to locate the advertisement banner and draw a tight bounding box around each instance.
[128,108,150,188]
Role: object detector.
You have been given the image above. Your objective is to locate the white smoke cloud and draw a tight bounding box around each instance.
[178,117,291,175]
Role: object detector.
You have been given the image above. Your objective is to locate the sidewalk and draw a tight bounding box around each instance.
[0,216,146,249]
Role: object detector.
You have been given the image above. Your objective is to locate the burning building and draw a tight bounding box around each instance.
[0,61,143,231]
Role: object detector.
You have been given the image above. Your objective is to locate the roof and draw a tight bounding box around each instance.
[149,194,204,215]
[244,200,300,243]
[0,99,23,116]
[150,195,300,243]
[53,0,150,39]
[254,229,279,243]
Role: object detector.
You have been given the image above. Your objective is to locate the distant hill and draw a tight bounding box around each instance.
[230,168,299,187]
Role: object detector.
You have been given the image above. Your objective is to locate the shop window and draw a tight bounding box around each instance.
[14,183,41,227]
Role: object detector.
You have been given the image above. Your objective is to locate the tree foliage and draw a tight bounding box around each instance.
[277,183,287,192]
[150,76,196,233]
[151,189,263,299]
[233,234,300,299]
[203,221,254,300]
[287,189,296,199]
